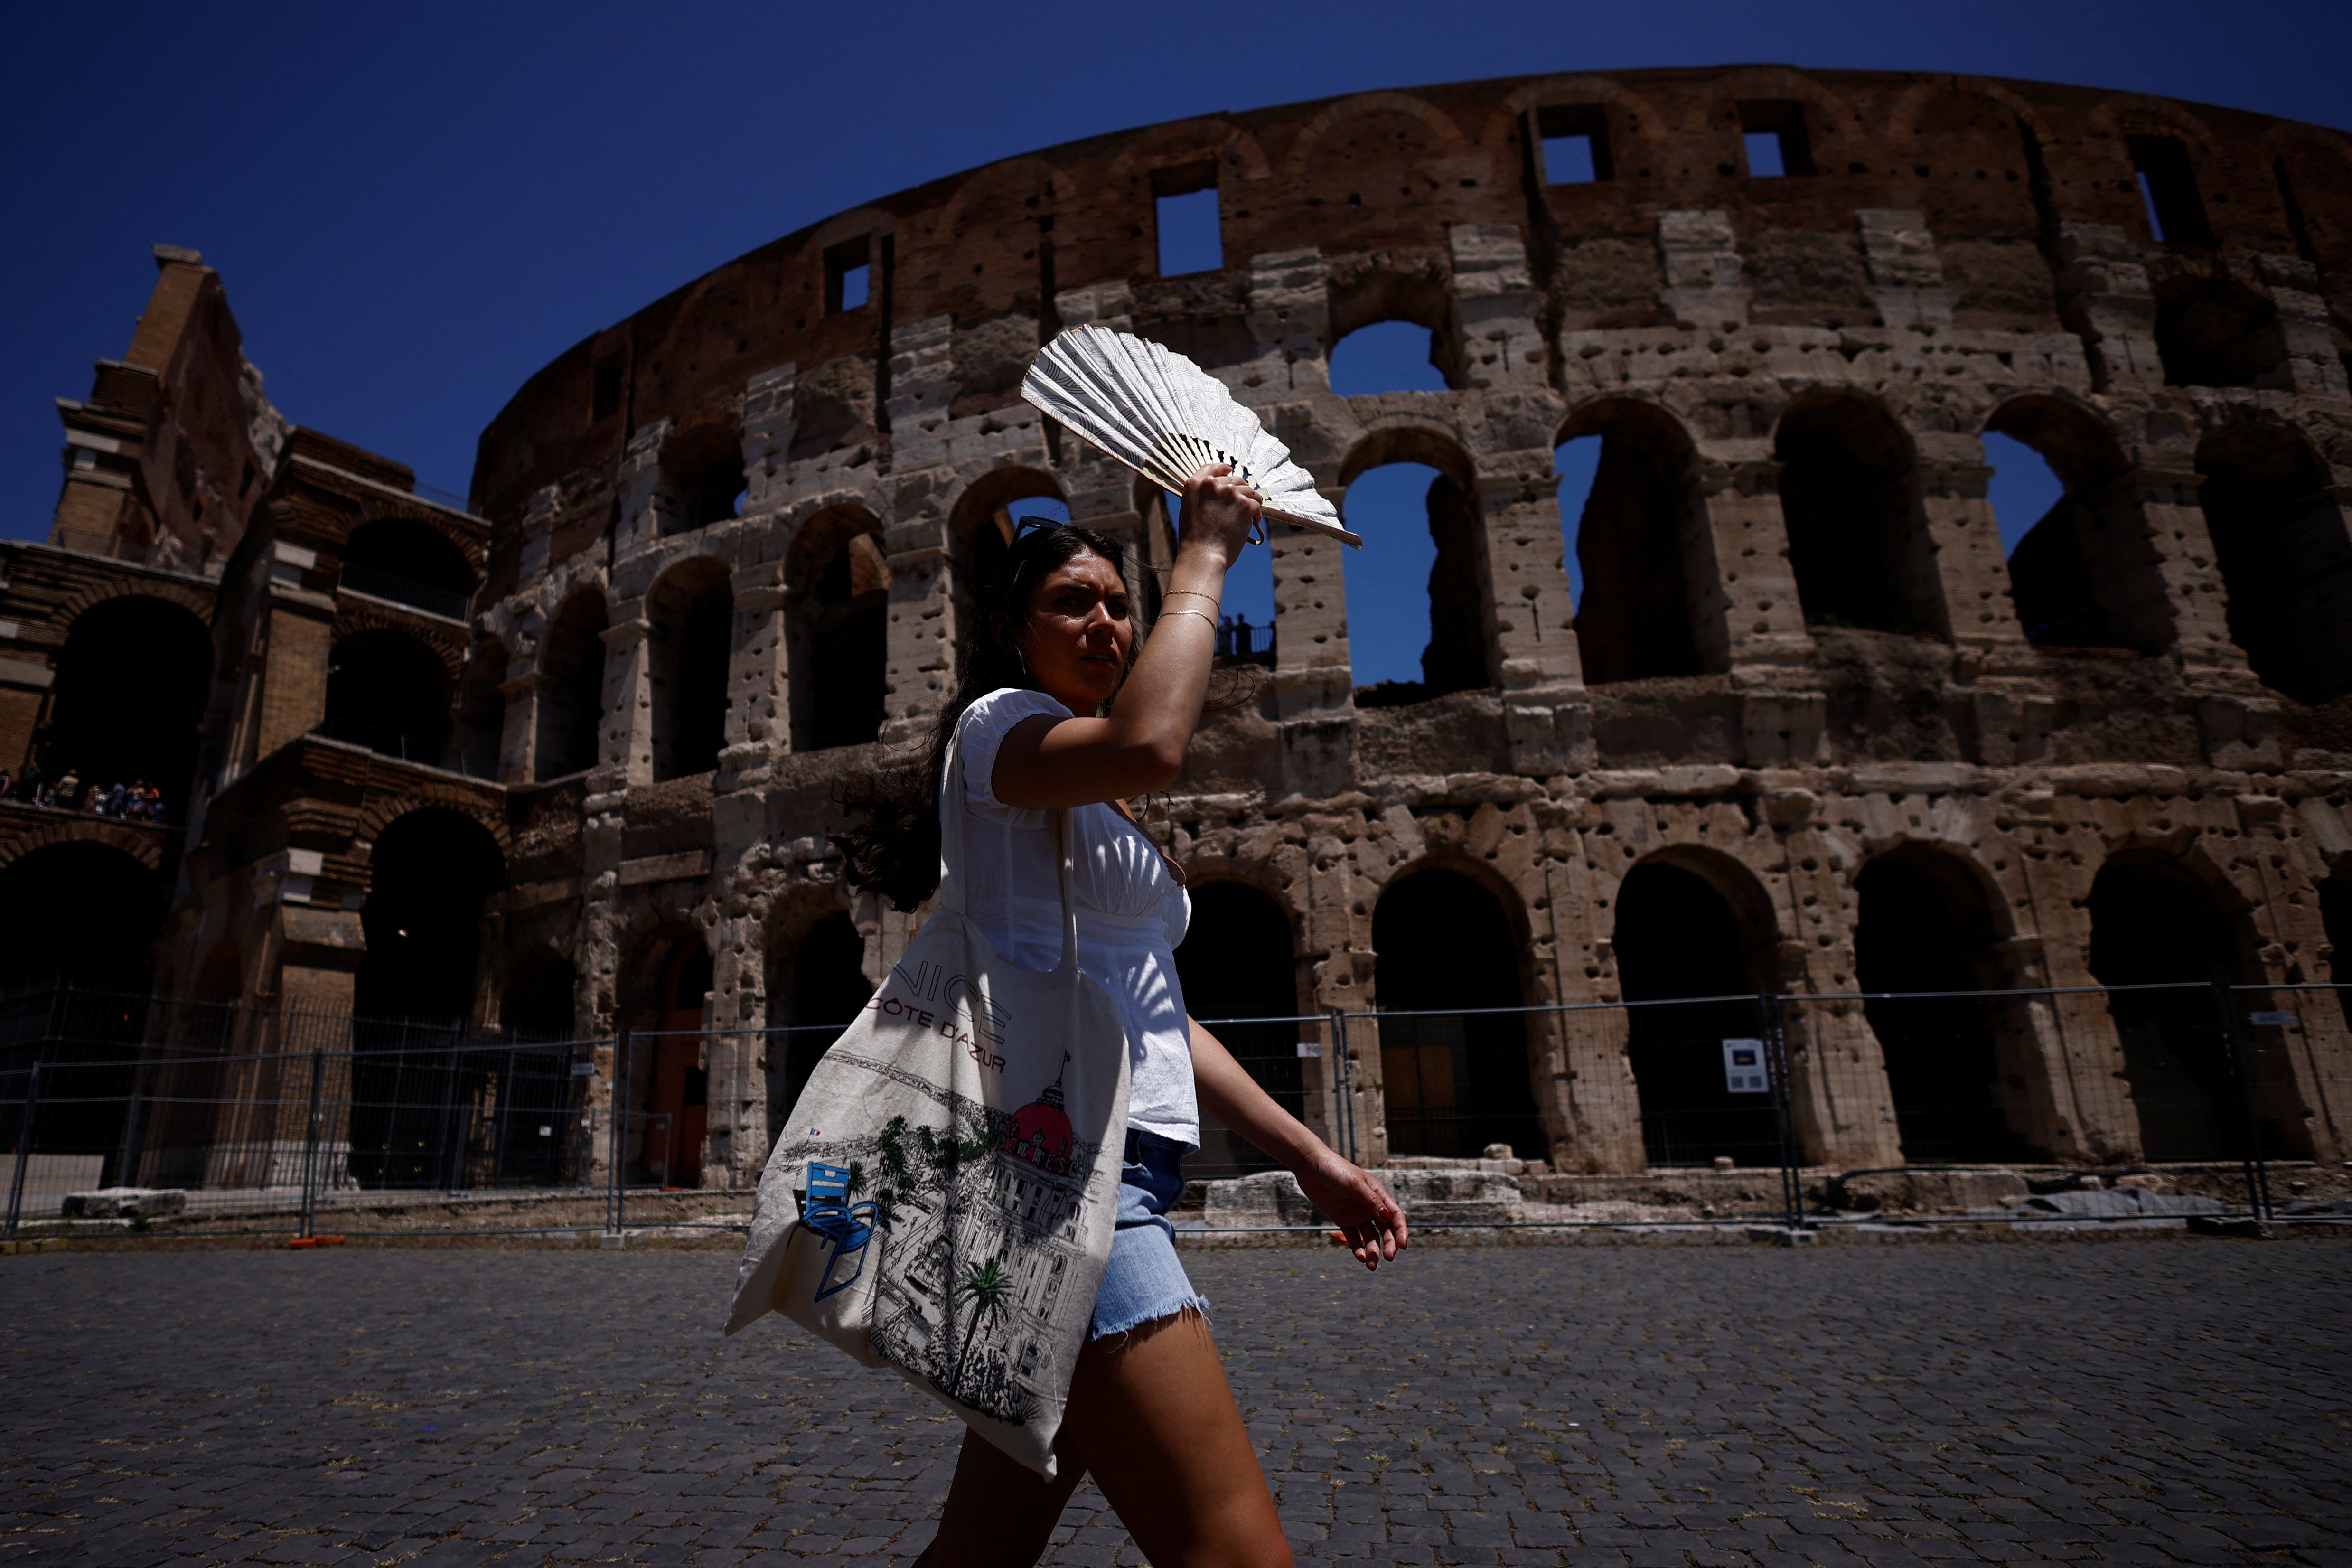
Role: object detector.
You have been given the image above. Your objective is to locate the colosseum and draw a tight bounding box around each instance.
[9,66,2352,1198]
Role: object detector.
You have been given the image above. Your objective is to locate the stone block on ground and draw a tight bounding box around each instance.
[59,1187,187,1219]
[1203,1170,1323,1229]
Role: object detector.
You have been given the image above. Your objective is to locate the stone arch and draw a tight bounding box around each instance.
[1607,845,1781,1168]
[1556,396,1716,680]
[40,592,213,795]
[617,916,714,1185]
[763,888,871,1136]
[937,156,1080,239]
[1176,875,1307,1176]
[49,577,213,629]
[1684,66,1869,171]
[2193,417,2352,703]
[2084,96,2228,169]
[1286,90,1471,175]
[2086,845,2277,1161]
[1338,424,1488,701]
[0,818,167,874]
[1983,393,2170,653]
[657,415,748,535]
[1773,390,1941,638]
[646,555,734,780]
[534,586,608,779]
[946,466,1071,680]
[1104,119,1272,190]
[1855,841,2033,1163]
[323,627,455,763]
[1488,77,1677,160]
[787,504,890,751]
[342,516,478,617]
[351,785,511,864]
[1370,858,1543,1161]
[1324,256,1463,390]
[331,604,466,682]
[0,838,167,990]
[355,807,507,1025]
[1884,76,2062,150]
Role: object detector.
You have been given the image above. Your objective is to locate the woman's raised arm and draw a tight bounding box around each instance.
[991,464,1260,810]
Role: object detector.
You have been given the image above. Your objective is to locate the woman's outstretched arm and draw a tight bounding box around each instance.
[1187,1016,1409,1271]
[991,465,1260,809]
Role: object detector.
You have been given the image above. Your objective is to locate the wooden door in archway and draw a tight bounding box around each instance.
[647,942,711,1187]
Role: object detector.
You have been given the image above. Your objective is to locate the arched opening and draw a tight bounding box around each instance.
[620,929,713,1186]
[2086,854,2249,1162]
[1372,866,1541,1159]
[1328,320,1452,395]
[659,422,747,534]
[355,808,506,1024]
[948,469,1069,686]
[341,518,477,620]
[500,947,577,1039]
[450,639,507,779]
[2195,423,2352,704]
[1985,399,2161,653]
[1612,858,1779,1167]
[1174,882,1303,1176]
[2324,868,2352,1040]
[322,629,453,763]
[1855,846,2029,1162]
[40,595,211,804]
[1556,401,1709,682]
[534,589,607,779]
[787,508,890,751]
[768,910,872,1136]
[647,558,733,780]
[2154,278,2289,390]
[0,842,166,992]
[1775,395,1936,636]
[1342,455,1485,704]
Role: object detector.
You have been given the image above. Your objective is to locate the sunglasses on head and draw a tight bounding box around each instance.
[1010,511,1070,539]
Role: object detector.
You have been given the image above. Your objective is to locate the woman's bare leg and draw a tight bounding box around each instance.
[918,1426,1087,1568]
[1058,1310,1293,1568]
[918,1309,1289,1568]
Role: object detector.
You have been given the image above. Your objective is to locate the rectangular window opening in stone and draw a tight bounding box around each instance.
[825,236,872,314]
[1738,101,1813,178]
[591,354,624,422]
[1153,164,1222,277]
[1536,104,1612,184]
[2129,135,2214,248]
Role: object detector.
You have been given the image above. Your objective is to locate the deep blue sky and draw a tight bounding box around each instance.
[4,1,2345,683]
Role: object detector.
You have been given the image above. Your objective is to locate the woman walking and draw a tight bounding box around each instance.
[834,463,1406,1568]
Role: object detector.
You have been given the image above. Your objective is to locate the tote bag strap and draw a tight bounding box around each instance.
[936,719,1081,974]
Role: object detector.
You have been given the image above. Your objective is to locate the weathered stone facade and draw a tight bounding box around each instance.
[17,68,2352,1190]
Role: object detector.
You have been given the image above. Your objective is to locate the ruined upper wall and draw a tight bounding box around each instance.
[468,66,2352,566]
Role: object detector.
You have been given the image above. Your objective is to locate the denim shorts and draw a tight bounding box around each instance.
[1088,1128,1210,1342]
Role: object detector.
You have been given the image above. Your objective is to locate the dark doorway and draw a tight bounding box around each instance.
[1612,860,1779,1167]
[324,629,453,763]
[356,809,506,1023]
[2195,423,2352,704]
[1855,849,2027,1162]
[774,911,872,1131]
[536,590,607,779]
[2086,856,2244,1161]
[501,948,577,1039]
[0,842,166,993]
[648,561,733,780]
[2324,872,2352,1040]
[790,513,889,751]
[1373,867,1541,1159]
[1558,410,1705,683]
[1175,882,1302,1176]
[342,519,477,620]
[43,596,212,799]
[643,939,713,1187]
[1776,396,1932,635]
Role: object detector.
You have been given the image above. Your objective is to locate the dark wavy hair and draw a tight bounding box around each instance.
[831,524,1131,911]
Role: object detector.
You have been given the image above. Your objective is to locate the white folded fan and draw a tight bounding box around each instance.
[1021,326,1363,548]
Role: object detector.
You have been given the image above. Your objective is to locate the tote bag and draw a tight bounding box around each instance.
[726,730,1132,1479]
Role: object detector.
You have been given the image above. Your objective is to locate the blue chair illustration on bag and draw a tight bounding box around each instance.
[801,1161,878,1302]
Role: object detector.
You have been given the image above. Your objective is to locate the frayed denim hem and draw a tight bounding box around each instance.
[1087,1295,1212,1350]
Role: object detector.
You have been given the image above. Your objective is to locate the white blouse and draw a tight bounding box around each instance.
[949,688,1198,1148]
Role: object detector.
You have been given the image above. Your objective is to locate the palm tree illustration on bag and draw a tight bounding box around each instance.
[951,1257,1014,1394]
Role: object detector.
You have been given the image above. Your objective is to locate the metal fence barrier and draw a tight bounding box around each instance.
[5,979,2344,1241]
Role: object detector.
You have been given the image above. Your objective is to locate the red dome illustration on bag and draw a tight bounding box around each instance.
[1003,1056,1076,1175]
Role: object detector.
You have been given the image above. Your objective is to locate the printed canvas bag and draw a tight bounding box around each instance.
[726,732,1131,1479]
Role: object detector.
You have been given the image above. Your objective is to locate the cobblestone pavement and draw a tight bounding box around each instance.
[3,1235,2348,1567]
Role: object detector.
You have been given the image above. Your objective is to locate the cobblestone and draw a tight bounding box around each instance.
[0,1239,2346,1564]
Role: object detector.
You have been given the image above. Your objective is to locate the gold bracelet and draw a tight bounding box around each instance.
[1155,609,1218,631]
[1163,589,1220,610]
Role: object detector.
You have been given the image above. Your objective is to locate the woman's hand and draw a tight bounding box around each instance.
[1174,463,1261,572]
[1293,1145,1410,1271]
